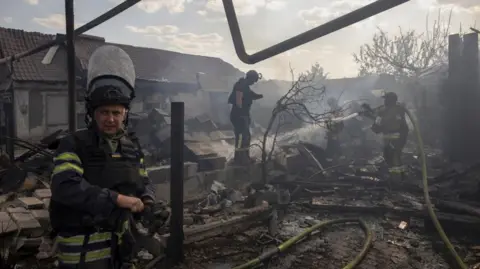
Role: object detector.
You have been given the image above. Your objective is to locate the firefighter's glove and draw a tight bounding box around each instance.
[360,103,374,117]
[141,200,155,231]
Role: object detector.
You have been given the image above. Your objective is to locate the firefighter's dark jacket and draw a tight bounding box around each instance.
[49,128,155,232]
[371,104,409,135]
[228,78,263,116]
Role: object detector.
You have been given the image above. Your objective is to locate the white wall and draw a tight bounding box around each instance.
[14,90,29,138]
[14,89,84,139]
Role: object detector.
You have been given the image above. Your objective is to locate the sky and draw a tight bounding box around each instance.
[0,0,479,80]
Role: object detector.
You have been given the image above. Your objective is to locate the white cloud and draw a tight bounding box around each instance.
[205,0,286,16]
[197,10,207,16]
[126,25,224,55]
[32,14,83,30]
[126,25,179,35]
[437,0,479,9]
[3,17,12,24]
[109,0,188,13]
[416,0,479,13]
[137,0,191,14]
[298,0,385,29]
[266,0,287,11]
[25,0,38,5]
[163,32,224,55]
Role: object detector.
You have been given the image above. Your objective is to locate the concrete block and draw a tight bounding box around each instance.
[18,197,44,209]
[184,162,198,179]
[34,189,52,200]
[31,210,49,220]
[198,156,226,171]
[148,162,198,184]
[202,169,226,187]
[7,207,29,214]
[31,210,50,228]
[8,208,42,236]
[154,174,205,202]
[42,198,50,208]
[0,212,17,235]
[275,150,303,172]
[147,165,170,184]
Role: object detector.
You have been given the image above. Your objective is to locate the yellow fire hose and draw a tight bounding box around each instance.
[404,109,467,269]
[233,218,372,269]
[232,109,468,269]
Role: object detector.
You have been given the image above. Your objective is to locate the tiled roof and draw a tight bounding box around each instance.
[0,27,67,82]
[0,26,244,87]
[112,43,243,86]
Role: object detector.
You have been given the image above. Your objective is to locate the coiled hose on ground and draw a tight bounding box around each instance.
[233,218,372,269]
[233,109,468,269]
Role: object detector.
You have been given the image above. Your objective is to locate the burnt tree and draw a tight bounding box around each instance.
[257,63,331,183]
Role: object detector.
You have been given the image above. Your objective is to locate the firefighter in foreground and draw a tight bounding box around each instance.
[325,97,344,163]
[49,45,156,269]
[228,70,263,165]
[362,92,409,176]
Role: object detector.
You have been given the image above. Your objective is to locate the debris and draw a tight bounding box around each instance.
[398,221,408,230]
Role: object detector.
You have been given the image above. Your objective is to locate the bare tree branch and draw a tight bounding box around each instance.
[353,10,452,80]
[258,62,333,183]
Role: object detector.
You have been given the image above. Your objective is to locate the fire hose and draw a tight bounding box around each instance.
[233,108,468,269]
[233,218,372,269]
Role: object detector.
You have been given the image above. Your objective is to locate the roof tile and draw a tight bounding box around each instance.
[0,27,244,86]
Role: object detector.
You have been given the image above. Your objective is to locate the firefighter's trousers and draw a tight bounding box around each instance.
[383,132,407,174]
[230,114,251,164]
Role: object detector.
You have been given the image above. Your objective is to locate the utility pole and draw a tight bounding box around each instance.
[65,0,76,133]
[167,102,185,266]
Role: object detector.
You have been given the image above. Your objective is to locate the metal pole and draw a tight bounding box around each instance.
[5,67,15,161]
[65,0,76,133]
[167,102,185,265]
[222,0,409,64]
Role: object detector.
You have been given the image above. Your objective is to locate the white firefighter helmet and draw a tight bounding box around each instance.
[86,45,136,109]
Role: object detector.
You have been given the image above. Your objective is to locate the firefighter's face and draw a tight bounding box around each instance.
[94,104,127,135]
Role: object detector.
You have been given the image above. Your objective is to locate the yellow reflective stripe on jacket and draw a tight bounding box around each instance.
[51,162,84,176]
[115,220,130,245]
[236,134,243,148]
[58,248,111,264]
[57,232,111,246]
[54,152,82,164]
[139,168,148,177]
[383,133,400,140]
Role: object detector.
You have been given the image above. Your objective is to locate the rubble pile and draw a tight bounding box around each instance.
[131,109,237,166]
[1,116,480,269]
[169,141,480,268]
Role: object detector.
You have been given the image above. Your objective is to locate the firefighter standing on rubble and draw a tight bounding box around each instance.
[49,45,156,269]
[362,92,409,176]
[228,70,263,165]
[325,97,344,162]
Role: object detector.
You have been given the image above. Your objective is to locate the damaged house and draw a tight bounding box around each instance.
[0,27,243,140]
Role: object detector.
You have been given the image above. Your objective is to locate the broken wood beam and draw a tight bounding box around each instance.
[306,203,480,228]
[160,204,272,245]
[435,200,480,218]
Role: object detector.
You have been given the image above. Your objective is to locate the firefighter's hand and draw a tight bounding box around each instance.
[116,194,145,213]
[141,202,155,230]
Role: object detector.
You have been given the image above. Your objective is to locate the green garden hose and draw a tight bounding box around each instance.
[233,218,373,269]
[404,109,467,269]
